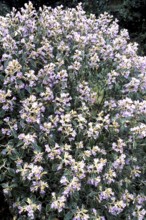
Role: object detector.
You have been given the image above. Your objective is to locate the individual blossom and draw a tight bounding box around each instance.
[99,188,115,201]
[24,70,38,87]
[45,143,62,160]
[62,176,81,197]
[130,165,141,178]
[123,77,141,93]
[33,152,44,163]
[5,59,21,76]
[0,89,15,111]
[38,63,57,87]
[132,205,146,220]
[93,158,107,174]
[77,81,96,104]
[87,176,101,187]
[30,180,48,195]
[103,168,117,184]
[16,163,46,182]
[130,124,146,138]
[51,193,66,213]
[17,198,41,220]
[87,122,102,139]
[73,207,90,220]
[112,139,126,154]
[108,200,126,215]
[118,98,136,118]
[112,154,126,170]
[19,95,45,124]
[71,161,86,179]
[122,190,134,203]
[18,133,37,148]
[136,195,146,205]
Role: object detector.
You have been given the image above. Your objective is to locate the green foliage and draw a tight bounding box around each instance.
[0,1,10,16]
[107,0,146,55]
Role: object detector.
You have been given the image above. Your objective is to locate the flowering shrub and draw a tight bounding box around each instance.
[0,2,146,219]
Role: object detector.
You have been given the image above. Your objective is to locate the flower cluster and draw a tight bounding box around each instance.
[0,2,146,220]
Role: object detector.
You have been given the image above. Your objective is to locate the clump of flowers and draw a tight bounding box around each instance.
[0,2,146,219]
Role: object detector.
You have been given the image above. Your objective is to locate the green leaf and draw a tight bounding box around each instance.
[46,204,50,212]
[0,110,5,118]
[8,168,16,177]
[16,141,23,147]
[32,143,41,151]
[64,211,74,220]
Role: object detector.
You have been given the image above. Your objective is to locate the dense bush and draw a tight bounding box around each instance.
[2,0,146,55]
[0,2,146,219]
